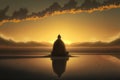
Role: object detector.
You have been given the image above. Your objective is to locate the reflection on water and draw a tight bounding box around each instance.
[51,57,69,79]
[0,53,120,80]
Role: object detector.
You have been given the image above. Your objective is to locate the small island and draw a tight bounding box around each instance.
[51,35,69,57]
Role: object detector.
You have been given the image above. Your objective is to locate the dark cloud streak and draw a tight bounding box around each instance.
[103,0,120,6]
[0,0,120,25]
[79,0,101,10]
[12,8,28,19]
[0,6,9,21]
[62,0,77,10]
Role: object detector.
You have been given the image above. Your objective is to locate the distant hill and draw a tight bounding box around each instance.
[0,37,51,47]
[70,41,107,47]
[110,38,120,45]
[70,38,120,47]
[0,36,120,47]
[0,37,15,45]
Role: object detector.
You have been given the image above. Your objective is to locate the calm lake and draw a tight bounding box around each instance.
[0,52,120,80]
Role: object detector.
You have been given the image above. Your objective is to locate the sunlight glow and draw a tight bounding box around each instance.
[49,40,72,45]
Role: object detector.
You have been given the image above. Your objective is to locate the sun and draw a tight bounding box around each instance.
[64,40,72,45]
[49,40,71,45]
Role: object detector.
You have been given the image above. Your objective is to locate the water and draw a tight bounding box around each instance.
[0,53,120,80]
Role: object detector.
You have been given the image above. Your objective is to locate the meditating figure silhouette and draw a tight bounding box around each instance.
[51,35,69,57]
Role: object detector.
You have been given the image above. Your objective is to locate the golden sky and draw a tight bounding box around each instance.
[0,0,120,44]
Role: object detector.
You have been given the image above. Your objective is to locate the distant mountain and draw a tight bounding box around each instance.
[70,41,107,47]
[0,37,15,45]
[70,38,120,47]
[0,36,120,47]
[110,38,120,45]
[0,37,51,47]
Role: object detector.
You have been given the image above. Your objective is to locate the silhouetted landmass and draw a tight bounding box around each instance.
[109,38,120,46]
[70,38,120,47]
[0,37,51,47]
[0,36,120,48]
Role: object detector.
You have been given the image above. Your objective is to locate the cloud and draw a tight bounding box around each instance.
[0,0,120,25]
[79,0,101,10]
[0,6,9,21]
[103,0,120,6]
[62,0,77,10]
[12,8,28,19]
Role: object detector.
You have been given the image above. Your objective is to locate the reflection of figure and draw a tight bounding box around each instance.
[51,35,69,57]
[51,57,69,79]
